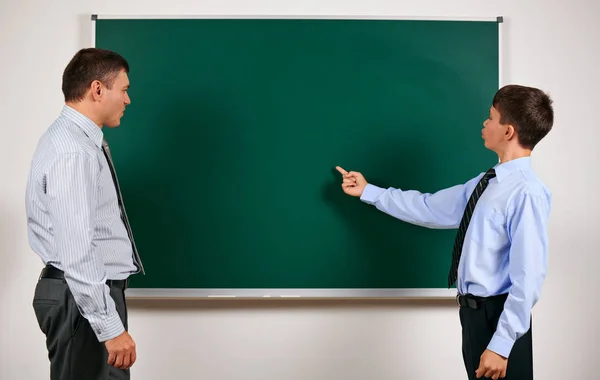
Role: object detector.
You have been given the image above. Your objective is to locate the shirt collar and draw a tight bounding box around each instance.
[61,105,104,149]
[493,156,531,182]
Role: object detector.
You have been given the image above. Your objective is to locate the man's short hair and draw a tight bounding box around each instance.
[62,48,129,102]
[492,84,554,149]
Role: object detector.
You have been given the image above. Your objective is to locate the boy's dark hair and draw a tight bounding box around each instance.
[62,48,129,102]
[492,84,554,149]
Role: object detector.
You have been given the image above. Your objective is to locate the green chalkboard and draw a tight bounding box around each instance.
[95,17,499,294]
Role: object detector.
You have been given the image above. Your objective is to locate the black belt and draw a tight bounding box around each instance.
[456,293,508,309]
[39,265,128,290]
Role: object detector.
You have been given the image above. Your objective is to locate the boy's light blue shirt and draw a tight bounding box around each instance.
[360,157,551,358]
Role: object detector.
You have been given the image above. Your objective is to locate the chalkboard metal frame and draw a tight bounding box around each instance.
[125,287,457,299]
[91,14,503,299]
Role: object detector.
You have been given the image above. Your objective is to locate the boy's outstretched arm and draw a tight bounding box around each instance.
[335,165,482,229]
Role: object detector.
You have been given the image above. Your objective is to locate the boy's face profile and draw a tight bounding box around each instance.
[482,106,513,153]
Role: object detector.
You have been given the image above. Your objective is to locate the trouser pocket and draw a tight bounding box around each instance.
[32,298,59,335]
[32,278,64,335]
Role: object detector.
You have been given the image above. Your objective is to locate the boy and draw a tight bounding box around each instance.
[336,84,554,380]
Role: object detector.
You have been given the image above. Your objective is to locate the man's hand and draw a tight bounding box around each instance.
[476,349,507,379]
[335,166,368,197]
[105,331,136,370]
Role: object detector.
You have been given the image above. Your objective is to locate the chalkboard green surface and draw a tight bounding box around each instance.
[95,17,499,295]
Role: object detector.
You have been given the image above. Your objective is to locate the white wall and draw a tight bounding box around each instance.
[1,0,598,379]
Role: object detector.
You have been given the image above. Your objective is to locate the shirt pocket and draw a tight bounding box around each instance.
[487,209,506,228]
[471,205,508,245]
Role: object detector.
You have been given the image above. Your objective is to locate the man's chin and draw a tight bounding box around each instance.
[104,120,121,128]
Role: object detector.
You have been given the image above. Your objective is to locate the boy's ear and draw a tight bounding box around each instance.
[505,124,516,140]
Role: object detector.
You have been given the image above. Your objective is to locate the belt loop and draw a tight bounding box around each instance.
[456,294,480,309]
[467,297,479,309]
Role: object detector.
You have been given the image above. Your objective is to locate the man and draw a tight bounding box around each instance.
[336,84,554,380]
[26,48,143,380]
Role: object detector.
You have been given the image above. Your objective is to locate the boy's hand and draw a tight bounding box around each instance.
[336,166,368,197]
[476,349,507,379]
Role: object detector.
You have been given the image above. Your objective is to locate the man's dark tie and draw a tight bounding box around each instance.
[102,139,145,275]
[447,168,496,288]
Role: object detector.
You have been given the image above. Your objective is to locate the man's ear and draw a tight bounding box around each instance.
[91,80,102,101]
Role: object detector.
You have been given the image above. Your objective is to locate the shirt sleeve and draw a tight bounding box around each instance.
[359,174,483,229]
[46,153,124,342]
[487,192,550,357]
